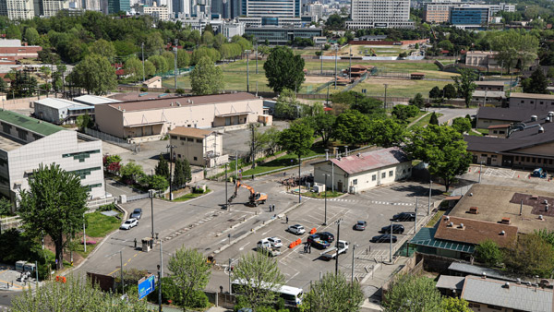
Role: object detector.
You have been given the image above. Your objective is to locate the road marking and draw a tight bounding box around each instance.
[123,263,127,267]
[134,254,138,258]
[239,242,250,251]
[286,271,300,283]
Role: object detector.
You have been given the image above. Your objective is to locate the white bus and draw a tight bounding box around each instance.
[231,279,303,308]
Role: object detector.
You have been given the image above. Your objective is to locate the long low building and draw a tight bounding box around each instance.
[0,111,105,205]
[94,92,269,141]
[34,98,94,125]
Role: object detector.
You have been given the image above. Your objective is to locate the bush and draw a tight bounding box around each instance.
[187,290,209,308]
[176,88,185,95]
[140,87,148,92]
[164,88,171,93]
[97,203,116,212]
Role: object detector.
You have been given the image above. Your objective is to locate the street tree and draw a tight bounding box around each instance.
[278,121,314,183]
[24,27,39,46]
[409,93,425,109]
[451,117,472,134]
[177,49,191,68]
[148,55,169,72]
[442,297,472,312]
[232,251,285,311]
[264,46,305,93]
[383,274,442,312]
[304,272,364,312]
[182,158,192,185]
[309,113,336,146]
[429,112,439,125]
[124,57,143,81]
[475,239,503,267]
[89,39,116,62]
[190,56,224,95]
[11,275,150,312]
[443,84,457,100]
[453,68,477,108]
[522,67,549,94]
[274,88,302,119]
[103,155,122,174]
[18,164,88,270]
[334,110,370,146]
[73,54,117,95]
[370,119,406,147]
[168,247,211,311]
[120,161,145,185]
[405,124,472,191]
[155,153,170,180]
[76,112,92,131]
[140,175,168,192]
[504,233,554,277]
[173,159,185,189]
[429,86,442,102]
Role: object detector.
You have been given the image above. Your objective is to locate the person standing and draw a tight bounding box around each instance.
[286,215,289,224]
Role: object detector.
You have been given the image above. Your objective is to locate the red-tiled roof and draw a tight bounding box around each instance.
[115,69,124,76]
[435,215,518,248]
[328,147,409,175]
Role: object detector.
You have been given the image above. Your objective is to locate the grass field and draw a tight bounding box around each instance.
[349,79,452,98]
[85,212,121,237]
[242,146,327,176]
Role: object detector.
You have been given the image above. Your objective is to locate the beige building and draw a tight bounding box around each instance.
[143,76,162,89]
[168,127,228,167]
[508,92,554,111]
[94,92,268,141]
[423,3,452,23]
[140,2,169,20]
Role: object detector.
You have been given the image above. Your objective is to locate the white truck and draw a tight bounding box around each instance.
[257,239,282,257]
[320,240,349,261]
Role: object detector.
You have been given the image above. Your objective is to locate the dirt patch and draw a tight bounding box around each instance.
[510,193,554,217]
[304,76,333,84]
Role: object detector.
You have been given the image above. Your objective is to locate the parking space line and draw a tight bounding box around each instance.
[286,271,300,283]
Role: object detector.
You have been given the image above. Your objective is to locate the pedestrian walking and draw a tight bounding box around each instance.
[134,238,137,249]
[286,215,289,224]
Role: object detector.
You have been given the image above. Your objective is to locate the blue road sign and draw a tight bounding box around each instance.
[138,275,156,300]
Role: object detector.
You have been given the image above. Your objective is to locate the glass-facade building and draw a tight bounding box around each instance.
[245,27,322,44]
[108,0,130,13]
[450,7,489,25]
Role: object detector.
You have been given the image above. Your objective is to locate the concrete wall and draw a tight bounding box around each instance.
[94,104,125,138]
[34,102,63,124]
[509,96,554,111]
[475,118,512,129]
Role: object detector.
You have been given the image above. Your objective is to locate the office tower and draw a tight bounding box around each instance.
[0,0,35,19]
[346,0,413,29]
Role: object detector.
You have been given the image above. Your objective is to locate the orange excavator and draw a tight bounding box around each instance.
[228,180,268,207]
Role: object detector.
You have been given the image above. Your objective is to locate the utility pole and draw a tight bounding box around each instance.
[120,250,124,294]
[428,180,433,216]
[225,162,228,210]
[389,221,393,263]
[334,44,338,89]
[83,213,86,253]
[324,174,328,225]
[349,46,352,82]
[414,198,418,234]
[331,162,334,192]
[166,145,176,200]
[157,264,162,312]
[173,47,178,90]
[229,258,232,294]
[246,50,251,92]
[150,189,156,244]
[335,219,342,275]
[250,123,256,169]
[351,244,356,284]
[479,160,483,183]
[255,42,258,74]
[384,84,388,110]
[142,42,145,83]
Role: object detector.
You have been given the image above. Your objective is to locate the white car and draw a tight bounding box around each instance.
[288,224,305,235]
[266,237,283,248]
[120,218,138,230]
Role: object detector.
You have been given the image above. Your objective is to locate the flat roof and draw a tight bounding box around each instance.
[169,127,214,139]
[510,92,554,100]
[436,275,465,290]
[0,110,63,136]
[449,184,554,234]
[435,215,518,248]
[73,95,121,105]
[108,92,260,112]
[473,90,505,98]
[475,80,506,86]
[35,98,92,110]
[410,227,475,253]
[0,133,22,151]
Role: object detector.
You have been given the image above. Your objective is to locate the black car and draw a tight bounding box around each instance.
[130,208,143,220]
[381,224,405,234]
[371,234,398,243]
[307,231,335,244]
[392,212,415,222]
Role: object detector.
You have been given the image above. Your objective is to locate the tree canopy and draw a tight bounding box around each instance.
[383,274,442,312]
[264,46,305,93]
[73,54,117,95]
[190,56,224,95]
[522,67,549,94]
[452,69,477,108]
[304,272,364,312]
[278,121,314,160]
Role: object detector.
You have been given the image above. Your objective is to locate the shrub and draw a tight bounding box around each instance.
[186,290,209,308]
[176,88,186,95]
[140,87,148,92]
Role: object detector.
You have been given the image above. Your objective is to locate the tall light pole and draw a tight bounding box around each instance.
[324,174,328,225]
[255,41,258,74]
[351,244,357,284]
[349,46,352,81]
[334,44,338,89]
[83,213,86,253]
[225,162,229,210]
[428,180,432,216]
[120,250,124,294]
[142,42,145,83]
[335,219,342,275]
[149,189,156,245]
[383,84,389,110]
[245,50,251,92]
[479,159,483,183]
[166,145,176,200]
[173,47,178,90]
[389,221,393,263]
[229,258,233,294]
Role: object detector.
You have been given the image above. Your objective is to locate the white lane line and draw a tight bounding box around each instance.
[238,242,250,251]
[286,271,300,283]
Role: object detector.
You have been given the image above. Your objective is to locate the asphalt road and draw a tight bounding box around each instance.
[433,107,477,125]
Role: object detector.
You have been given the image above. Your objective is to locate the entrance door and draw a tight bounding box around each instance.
[337,181,343,192]
[225,117,231,126]
[487,157,492,165]
[502,156,513,167]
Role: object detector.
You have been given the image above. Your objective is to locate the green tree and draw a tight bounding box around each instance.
[0,197,12,216]
[173,159,184,189]
[334,110,370,145]
[5,24,21,40]
[522,67,549,94]
[145,32,165,55]
[475,239,503,267]
[383,275,442,312]
[453,68,477,108]
[232,251,285,311]
[120,161,145,184]
[182,158,192,184]
[11,275,150,312]
[24,27,39,45]
[409,93,425,109]
[304,272,364,312]
[144,60,156,77]
[405,125,472,191]
[429,86,442,101]
[370,119,405,147]
[274,89,302,119]
[451,117,471,134]
[76,112,93,131]
[429,112,439,125]
[492,31,539,74]
[309,113,336,146]
[504,233,554,277]
[89,39,116,62]
[155,153,170,180]
[441,297,471,312]
[177,49,191,68]
[148,55,169,73]
[278,122,314,185]
[18,164,88,270]
[140,175,169,192]
[168,247,211,311]
[73,54,117,95]
[190,56,224,95]
[264,46,305,93]
[443,84,457,100]
[124,57,144,81]
[162,51,175,70]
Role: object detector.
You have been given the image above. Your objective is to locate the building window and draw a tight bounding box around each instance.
[353,179,358,185]
[180,137,186,141]
[17,128,27,140]
[372,174,376,181]
[481,154,487,157]
[540,101,544,105]
[170,135,178,140]
[493,130,497,134]
[499,131,505,134]
[33,134,41,140]
[62,150,101,162]
[527,157,530,162]
[194,157,198,161]
[2,123,10,134]
[382,172,386,178]
[389,170,393,177]
[521,100,524,103]
[85,183,102,192]
[178,154,181,158]
[187,138,194,142]
[550,160,553,165]
[532,157,536,163]
[530,101,534,104]
[196,139,202,143]
[515,156,519,161]
[70,166,101,179]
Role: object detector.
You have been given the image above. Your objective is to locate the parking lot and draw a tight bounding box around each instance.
[210,181,442,291]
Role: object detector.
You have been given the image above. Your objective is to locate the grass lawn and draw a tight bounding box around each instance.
[173,190,211,202]
[349,79,451,98]
[409,113,443,129]
[85,211,121,237]
[405,110,428,124]
[242,146,327,176]
[426,210,445,227]
[302,190,343,199]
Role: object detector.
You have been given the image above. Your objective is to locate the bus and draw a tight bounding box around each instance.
[231,279,303,308]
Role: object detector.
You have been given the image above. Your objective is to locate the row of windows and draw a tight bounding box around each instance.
[519,100,554,105]
[514,156,553,165]
[70,166,101,179]
[62,150,101,162]
[171,135,203,143]
[85,183,103,192]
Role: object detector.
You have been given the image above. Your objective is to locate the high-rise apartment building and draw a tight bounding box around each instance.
[241,0,301,24]
[0,0,35,19]
[172,0,191,18]
[346,0,413,29]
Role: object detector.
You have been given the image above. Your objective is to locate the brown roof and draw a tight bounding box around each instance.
[475,81,505,86]
[510,92,554,100]
[411,72,425,76]
[323,147,410,175]
[169,127,214,139]
[434,215,518,248]
[108,92,259,112]
[487,124,510,129]
[143,76,162,84]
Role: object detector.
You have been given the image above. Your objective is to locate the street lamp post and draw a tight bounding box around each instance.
[324,174,328,225]
[349,46,352,81]
[245,50,251,92]
[173,47,178,90]
[83,213,86,253]
[383,84,389,110]
[225,162,229,210]
[334,45,338,89]
[479,159,483,183]
[428,180,433,216]
[335,219,342,275]
[157,264,162,312]
[389,221,393,263]
[142,42,145,83]
[166,145,176,200]
[255,42,258,74]
[149,189,156,244]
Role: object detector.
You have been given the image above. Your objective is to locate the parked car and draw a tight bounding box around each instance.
[370,234,397,243]
[130,208,143,220]
[308,232,335,244]
[392,212,416,222]
[267,237,283,248]
[288,224,305,235]
[354,220,367,231]
[381,224,405,234]
[120,218,138,230]
[532,168,547,178]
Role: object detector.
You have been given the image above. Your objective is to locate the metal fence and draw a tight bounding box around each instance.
[127,193,151,202]
[84,128,132,149]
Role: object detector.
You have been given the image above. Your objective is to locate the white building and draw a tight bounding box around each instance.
[169,127,228,167]
[0,111,105,204]
[312,147,412,193]
[39,0,71,16]
[0,0,35,20]
[221,22,245,39]
[73,95,121,106]
[346,0,414,29]
[34,98,94,125]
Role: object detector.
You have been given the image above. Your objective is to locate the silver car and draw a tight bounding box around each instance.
[288,224,305,235]
[120,218,138,230]
[267,237,283,248]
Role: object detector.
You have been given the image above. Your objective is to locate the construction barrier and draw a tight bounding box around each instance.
[55,276,67,283]
[296,239,301,245]
[310,228,317,234]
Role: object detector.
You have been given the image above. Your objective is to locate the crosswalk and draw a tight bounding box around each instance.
[279,191,426,208]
